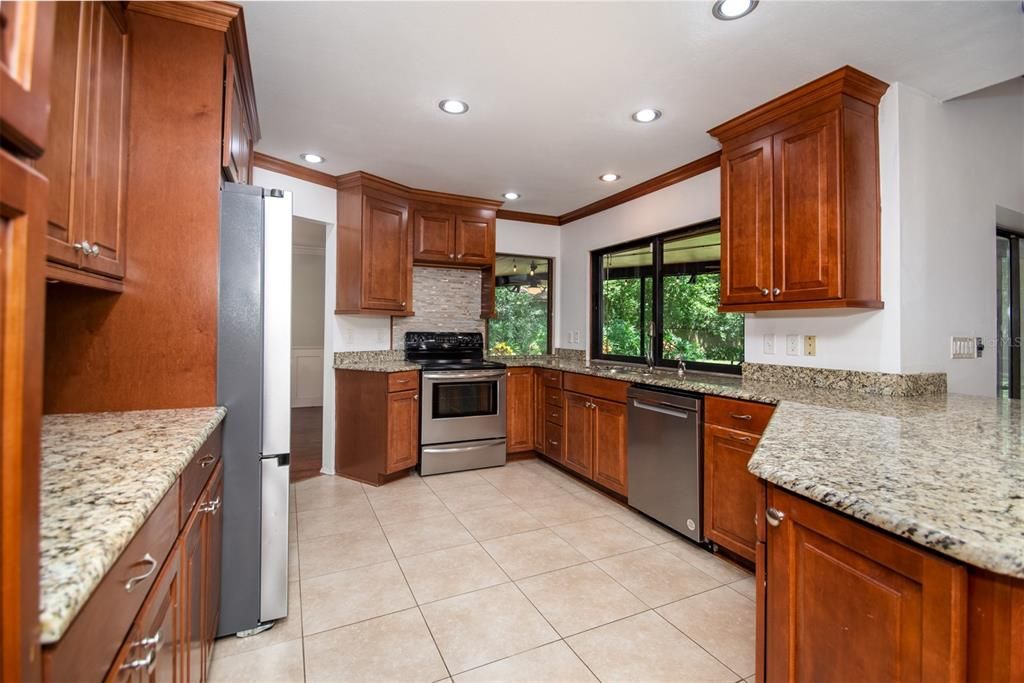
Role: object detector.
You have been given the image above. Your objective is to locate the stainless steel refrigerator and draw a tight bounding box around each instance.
[217,182,292,636]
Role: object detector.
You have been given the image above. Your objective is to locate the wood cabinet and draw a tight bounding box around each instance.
[563,392,594,478]
[703,396,775,562]
[411,206,495,268]
[506,367,535,453]
[37,0,129,290]
[710,66,888,312]
[43,429,224,683]
[336,369,421,484]
[221,52,253,185]
[591,398,627,495]
[412,207,456,263]
[763,485,967,682]
[0,1,56,157]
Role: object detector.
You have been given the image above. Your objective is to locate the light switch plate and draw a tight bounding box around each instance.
[786,335,801,356]
[763,334,776,355]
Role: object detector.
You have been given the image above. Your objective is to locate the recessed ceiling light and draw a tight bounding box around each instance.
[300,153,325,163]
[632,108,662,123]
[599,173,621,182]
[439,99,469,115]
[712,0,758,20]
[503,192,520,200]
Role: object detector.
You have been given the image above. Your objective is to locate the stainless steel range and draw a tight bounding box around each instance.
[405,332,507,476]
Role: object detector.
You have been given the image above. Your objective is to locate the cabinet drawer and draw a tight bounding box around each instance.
[43,481,179,683]
[538,369,562,388]
[544,421,564,460]
[544,404,563,425]
[705,396,775,435]
[179,425,222,527]
[387,371,419,392]
[544,386,563,408]
[563,372,628,403]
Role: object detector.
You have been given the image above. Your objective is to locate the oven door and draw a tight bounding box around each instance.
[421,369,506,445]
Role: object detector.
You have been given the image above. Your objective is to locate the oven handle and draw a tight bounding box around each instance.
[422,370,507,380]
[422,439,507,454]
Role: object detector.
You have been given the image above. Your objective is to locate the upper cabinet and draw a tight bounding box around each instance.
[338,171,501,316]
[37,1,130,290]
[0,1,56,157]
[221,17,259,187]
[710,66,889,312]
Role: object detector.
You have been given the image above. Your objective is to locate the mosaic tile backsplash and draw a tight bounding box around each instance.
[391,267,485,349]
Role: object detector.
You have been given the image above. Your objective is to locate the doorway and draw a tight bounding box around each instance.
[997,229,1022,399]
[291,217,327,481]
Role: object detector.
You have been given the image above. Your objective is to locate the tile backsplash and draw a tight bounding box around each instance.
[391,267,485,349]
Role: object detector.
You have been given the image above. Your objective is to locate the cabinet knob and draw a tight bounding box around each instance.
[413,394,419,401]
[772,288,781,296]
[75,240,92,254]
[401,301,407,307]
[449,253,455,258]
[90,244,100,256]
[457,253,463,259]
[760,288,769,296]
[766,507,786,527]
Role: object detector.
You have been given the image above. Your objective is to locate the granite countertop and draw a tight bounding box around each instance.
[39,407,227,644]
[494,355,1024,578]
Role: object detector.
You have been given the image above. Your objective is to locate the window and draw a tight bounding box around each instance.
[488,254,552,355]
[997,230,1022,399]
[591,220,744,373]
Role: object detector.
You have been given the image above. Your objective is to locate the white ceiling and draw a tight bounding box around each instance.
[243,1,1024,215]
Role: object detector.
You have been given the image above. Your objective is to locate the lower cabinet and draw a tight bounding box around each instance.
[562,389,628,496]
[563,392,594,478]
[505,367,534,453]
[763,485,967,682]
[703,424,761,561]
[386,389,420,473]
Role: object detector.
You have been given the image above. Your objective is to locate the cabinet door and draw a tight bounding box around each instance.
[0,1,55,156]
[454,212,494,266]
[765,486,966,682]
[772,110,841,303]
[109,545,184,683]
[505,368,534,453]
[221,52,253,185]
[412,208,456,264]
[36,1,87,267]
[386,389,419,473]
[591,398,627,495]
[183,505,204,683]
[202,463,224,671]
[703,424,759,561]
[79,0,129,279]
[532,369,546,452]
[362,193,411,312]
[562,392,593,478]
[720,137,773,306]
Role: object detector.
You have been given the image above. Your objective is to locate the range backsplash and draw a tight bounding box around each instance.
[391,267,485,349]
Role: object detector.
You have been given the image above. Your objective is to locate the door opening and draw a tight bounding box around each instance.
[997,229,1021,399]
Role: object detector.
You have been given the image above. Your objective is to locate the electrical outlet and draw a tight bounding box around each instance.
[951,336,977,359]
[786,334,801,356]
[804,335,817,356]
[763,334,776,355]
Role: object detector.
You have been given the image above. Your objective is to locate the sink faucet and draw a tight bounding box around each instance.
[677,359,686,378]
[645,321,656,372]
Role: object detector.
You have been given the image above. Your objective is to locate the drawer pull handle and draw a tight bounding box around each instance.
[766,507,785,527]
[731,435,753,442]
[124,553,158,592]
[551,412,558,417]
[549,440,559,446]
[120,649,156,671]
[200,497,222,514]
[199,453,216,468]
[132,632,161,649]
[396,378,410,384]
[729,413,753,420]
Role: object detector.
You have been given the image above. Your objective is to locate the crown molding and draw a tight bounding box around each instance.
[495,209,560,226]
[126,1,240,32]
[336,171,504,210]
[253,152,336,188]
[708,65,889,142]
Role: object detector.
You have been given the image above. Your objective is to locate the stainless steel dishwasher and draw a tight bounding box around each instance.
[626,385,703,542]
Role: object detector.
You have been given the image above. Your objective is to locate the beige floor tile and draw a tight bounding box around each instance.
[661,539,753,584]
[570,489,627,515]
[304,608,448,683]
[729,576,757,602]
[500,482,574,507]
[300,560,415,635]
[208,638,304,683]
[420,583,559,674]
[424,469,488,491]
[478,467,540,489]
[597,546,721,607]
[658,586,757,678]
[481,528,587,580]
[516,563,647,637]
[566,610,736,683]
[456,502,544,541]
[294,474,368,513]
[400,543,509,604]
[382,511,476,558]
[213,581,302,659]
[435,483,513,513]
[299,526,394,579]
[526,495,604,527]
[454,641,597,682]
[371,493,450,526]
[296,500,377,541]
[363,473,428,498]
[550,516,653,560]
[610,508,683,543]
[288,542,299,581]
[288,512,297,539]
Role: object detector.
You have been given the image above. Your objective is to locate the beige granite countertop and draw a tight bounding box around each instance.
[39,407,226,644]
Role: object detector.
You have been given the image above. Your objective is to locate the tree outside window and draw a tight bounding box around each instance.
[488,255,552,356]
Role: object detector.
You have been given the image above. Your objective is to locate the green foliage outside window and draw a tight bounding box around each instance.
[488,286,549,356]
[661,274,743,364]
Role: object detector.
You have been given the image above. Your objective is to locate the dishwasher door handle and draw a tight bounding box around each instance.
[631,399,692,419]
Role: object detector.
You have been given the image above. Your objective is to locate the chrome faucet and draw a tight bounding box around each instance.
[645,321,656,372]
[678,358,686,378]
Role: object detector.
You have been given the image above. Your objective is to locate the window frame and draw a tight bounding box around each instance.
[488,253,554,356]
[997,228,1021,399]
[589,218,743,375]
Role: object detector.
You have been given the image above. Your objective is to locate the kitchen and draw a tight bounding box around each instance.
[1,1,1022,682]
